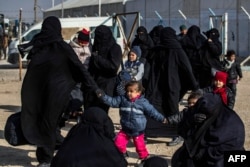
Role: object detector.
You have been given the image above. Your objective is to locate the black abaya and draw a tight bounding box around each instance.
[20,16,97,163]
[171,93,245,167]
[51,107,127,167]
[145,27,198,137]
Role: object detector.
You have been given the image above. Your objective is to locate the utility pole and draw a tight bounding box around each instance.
[61,0,64,18]
[99,0,101,16]
[18,8,23,81]
[241,6,250,56]
[34,0,37,23]
[168,0,171,26]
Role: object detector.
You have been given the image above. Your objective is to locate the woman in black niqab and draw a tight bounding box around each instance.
[86,25,122,113]
[144,27,198,138]
[51,107,128,167]
[172,93,245,167]
[92,25,116,55]
[131,26,154,64]
[18,16,63,58]
[180,25,206,88]
[20,16,98,165]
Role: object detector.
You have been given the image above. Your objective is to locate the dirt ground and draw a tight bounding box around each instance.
[0,60,249,167]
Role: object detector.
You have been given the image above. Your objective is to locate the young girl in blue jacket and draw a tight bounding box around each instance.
[96,80,167,161]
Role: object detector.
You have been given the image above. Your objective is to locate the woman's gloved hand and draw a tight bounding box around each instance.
[194,113,207,124]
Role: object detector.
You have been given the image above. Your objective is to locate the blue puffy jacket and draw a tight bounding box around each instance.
[101,95,165,136]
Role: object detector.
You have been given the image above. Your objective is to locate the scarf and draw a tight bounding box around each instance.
[213,86,227,105]
[130,95,141,102]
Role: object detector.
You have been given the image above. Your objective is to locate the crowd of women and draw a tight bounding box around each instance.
[17,16,245,167]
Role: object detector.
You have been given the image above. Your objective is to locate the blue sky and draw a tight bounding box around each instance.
[0,0,62,23]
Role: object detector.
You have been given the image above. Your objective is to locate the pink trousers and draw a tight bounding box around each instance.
[114,130,149,159]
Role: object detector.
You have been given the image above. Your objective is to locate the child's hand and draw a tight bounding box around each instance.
[162,118,168,124]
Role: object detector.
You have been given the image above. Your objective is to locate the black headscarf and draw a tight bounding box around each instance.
[81,106,115,139]
[185,25,205,49]
[203,28,220,42]
[149,25,164,45]
[18,16,63,59]
[93,25,116,55]
[32,16,63,47]
[160,27,182,49]
[136,26,148,42]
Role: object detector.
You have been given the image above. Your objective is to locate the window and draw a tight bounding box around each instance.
[23,29,41,41]
[89,26,120,40]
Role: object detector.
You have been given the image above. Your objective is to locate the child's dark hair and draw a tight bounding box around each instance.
[125,81,145,93]
[226,50,236,58]
[187,91,203,101]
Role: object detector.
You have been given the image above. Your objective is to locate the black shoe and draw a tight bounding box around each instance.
[123,151,129,159]
[139,159,146,166]
[167,136,183,146]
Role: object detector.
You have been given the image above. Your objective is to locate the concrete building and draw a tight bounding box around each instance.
[44,0,250,57]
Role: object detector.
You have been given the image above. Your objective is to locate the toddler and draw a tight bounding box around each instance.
[96,81,166,161]
[124,45,144,81]
[224,50,243,97]
[201,71,235,109]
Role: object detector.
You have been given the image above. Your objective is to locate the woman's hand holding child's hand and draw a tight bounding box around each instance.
[96,89,105,98]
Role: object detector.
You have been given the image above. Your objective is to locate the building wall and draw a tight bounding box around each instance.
[44,3,124,18]
[124,0,250,57]
[44,0,250,57]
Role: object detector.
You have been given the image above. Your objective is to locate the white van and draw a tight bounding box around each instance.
[8,16,124,64]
